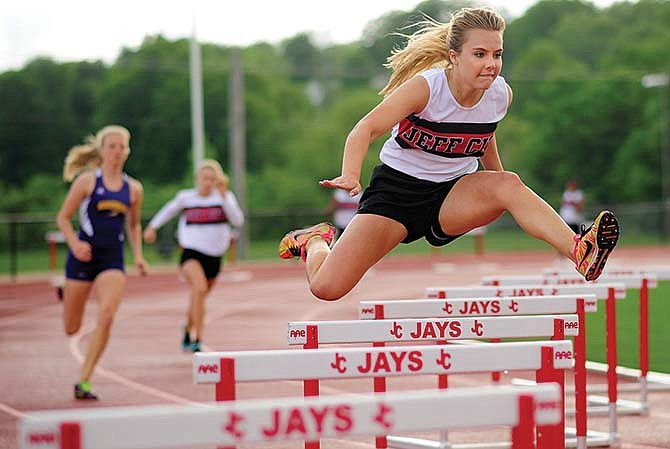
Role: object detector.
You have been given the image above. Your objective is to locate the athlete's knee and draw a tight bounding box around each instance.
[64,321,81,335]
[191,282,209,298]
[309,280,349,302]
[97,306,118,329]
[494,171,526,198]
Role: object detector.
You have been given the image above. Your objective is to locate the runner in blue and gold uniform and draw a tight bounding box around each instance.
[57,125,147,400]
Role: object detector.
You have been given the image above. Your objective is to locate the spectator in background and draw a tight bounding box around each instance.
[560,179,585,234]
[327,189,362,237]
[143,160,244,352]
[56,125,148,400]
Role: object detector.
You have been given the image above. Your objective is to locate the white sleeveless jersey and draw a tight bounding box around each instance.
[379,67,510,182]
[147,188,244,257]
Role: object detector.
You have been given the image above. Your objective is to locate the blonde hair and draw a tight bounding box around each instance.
[379,7,506,96]
[198,159,229,184]
[63,125,131,181]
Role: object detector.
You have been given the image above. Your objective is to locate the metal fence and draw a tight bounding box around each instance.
[1,202,667,281]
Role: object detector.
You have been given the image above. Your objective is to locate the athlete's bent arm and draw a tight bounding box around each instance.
[479,135,504,171]
[320,76,430,195]
[56,172,95,262]
[126,179,148,275]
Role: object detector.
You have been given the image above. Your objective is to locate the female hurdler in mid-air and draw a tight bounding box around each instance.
[278,7,619,301]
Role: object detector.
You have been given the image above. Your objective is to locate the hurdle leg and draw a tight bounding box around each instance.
[216,358,236,449]
[511,394,535,449]
[574,300,587,449]
[490,338,502,382]
[60,422,81,449]
[639,278,649,413]
[605,289,619,446]
[373,341,388,449]
[535,319,565,449]
[437,340,449,448]
[304,325,321,449]
[372,305,388,448]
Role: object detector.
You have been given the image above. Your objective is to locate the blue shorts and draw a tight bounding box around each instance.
[65,244,125,281]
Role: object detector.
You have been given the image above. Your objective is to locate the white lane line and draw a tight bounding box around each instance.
[0,402,28,419]
[69,323,200,406]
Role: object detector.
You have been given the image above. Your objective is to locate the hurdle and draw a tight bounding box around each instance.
[18,384,562,449]
[357,295,597,449]
[287,315,575,449]
[194,340,572,449]
[424,283,626,302]
[481,272,661,418]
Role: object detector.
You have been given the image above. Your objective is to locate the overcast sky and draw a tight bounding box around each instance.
[1,0,617,73]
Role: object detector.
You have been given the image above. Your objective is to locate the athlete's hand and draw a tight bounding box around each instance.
[143,227,157,244]
[216,175,229,195]
[319,175,362,197]
[70,240,92,262]
[135,257,149,276]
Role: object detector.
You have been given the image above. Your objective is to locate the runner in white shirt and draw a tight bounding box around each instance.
[143,160,244,352]
[560,179,585,234]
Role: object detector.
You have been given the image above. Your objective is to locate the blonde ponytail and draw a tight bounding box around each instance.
[62,125,131,182]
[380,18,451,96]
[379,7,505,96]
[198,159,229,185]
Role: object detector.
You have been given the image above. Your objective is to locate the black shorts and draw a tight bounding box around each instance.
[180,248,222,280]
[358,164,466,246]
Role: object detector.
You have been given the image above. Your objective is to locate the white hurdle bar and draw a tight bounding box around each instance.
[357,295,596,449]
[18,385,562,449]
[480,272,662,418]
[425,283,626,301]
[194,341,572,449]
[359,294,597,319]
[287,315,576,449]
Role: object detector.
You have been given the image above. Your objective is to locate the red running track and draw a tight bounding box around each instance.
[1,246,669,449]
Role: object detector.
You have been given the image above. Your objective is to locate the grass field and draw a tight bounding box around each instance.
[585,282,670,373]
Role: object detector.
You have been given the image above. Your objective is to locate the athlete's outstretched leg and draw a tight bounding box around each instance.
[279,214,407,301]
[437,170,618,280]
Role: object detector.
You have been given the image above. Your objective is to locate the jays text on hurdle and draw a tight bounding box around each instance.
[357,294,601,449]
[194,340,572,449]
[479,271,662,419]
[18,385,562,449]
[284,314,577,449]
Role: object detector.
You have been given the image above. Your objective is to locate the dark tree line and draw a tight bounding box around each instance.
[1,0,669,216]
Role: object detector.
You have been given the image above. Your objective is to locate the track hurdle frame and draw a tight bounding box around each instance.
[541,268,670,397]
[195,340,573,449]
[481,272,660,420]
[358,295,594,449]
[285,315,576,449]
[18,385,562,449]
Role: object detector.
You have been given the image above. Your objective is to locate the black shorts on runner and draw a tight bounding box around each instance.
[180,248,222,280]
[358,164,467,247]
